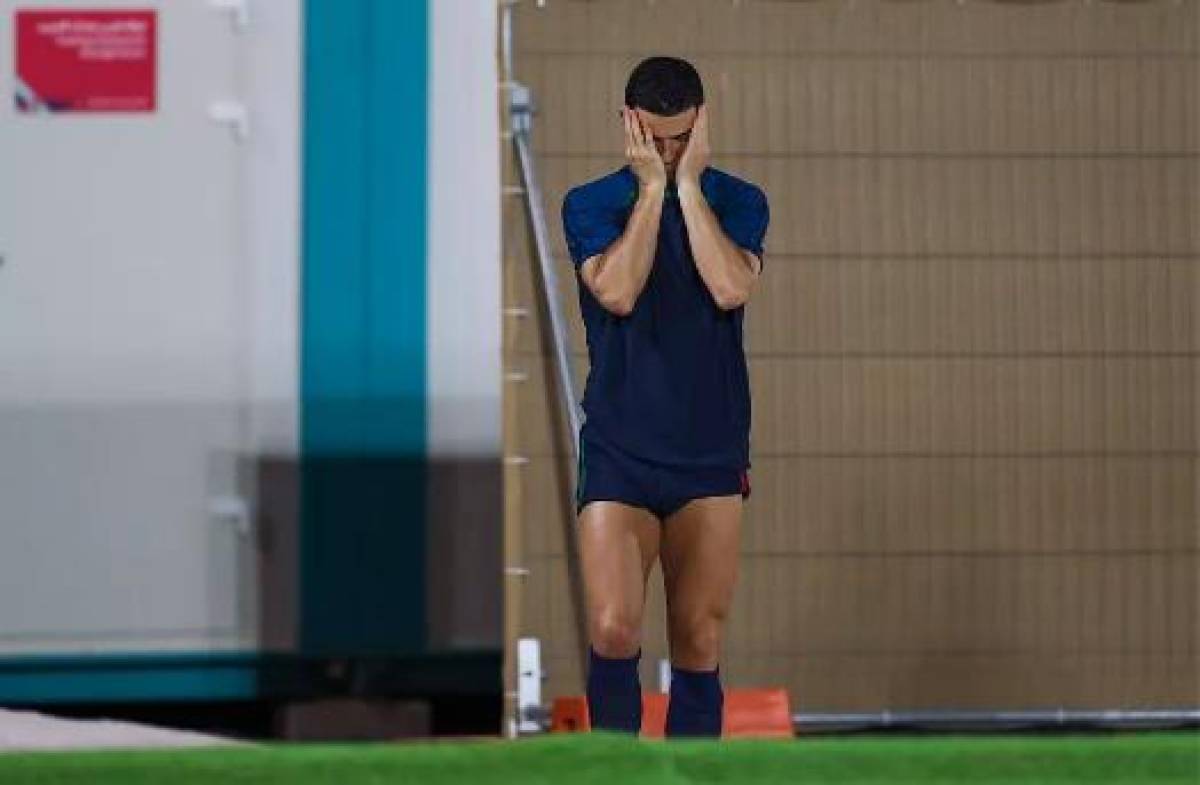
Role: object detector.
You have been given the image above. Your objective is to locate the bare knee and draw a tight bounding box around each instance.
[589,607,642,658]
[669,608,727,669]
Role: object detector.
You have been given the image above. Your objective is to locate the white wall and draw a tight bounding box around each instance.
[0,0,300,456]
[0,0,498,654]
[245,0,301,457]
[425,0,502,649]
[0,0,300,653]
[427,0,501,458]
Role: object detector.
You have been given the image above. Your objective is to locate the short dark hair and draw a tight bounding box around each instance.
[624,56,704,116]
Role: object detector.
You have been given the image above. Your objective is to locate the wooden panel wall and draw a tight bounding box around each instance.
[501,0,1198,714]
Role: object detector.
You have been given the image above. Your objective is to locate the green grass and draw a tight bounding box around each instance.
[0,731,1196,784]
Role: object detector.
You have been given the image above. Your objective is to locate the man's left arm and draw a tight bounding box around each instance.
[678,180,763,310]
[675,106,768,311]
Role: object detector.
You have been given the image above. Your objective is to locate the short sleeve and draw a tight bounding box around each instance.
[718,183,769,264]
[562,187,625,268]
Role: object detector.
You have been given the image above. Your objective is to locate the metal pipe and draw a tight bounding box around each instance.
[511,118,583,460]
[793,708,1200,733]
[510,83,588,681]
[502,2,581,460]
[519,706,1200,735]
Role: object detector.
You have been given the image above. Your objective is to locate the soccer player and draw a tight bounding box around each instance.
[560,56,769,738]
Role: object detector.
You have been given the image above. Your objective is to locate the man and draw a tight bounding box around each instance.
[560,56,769,738]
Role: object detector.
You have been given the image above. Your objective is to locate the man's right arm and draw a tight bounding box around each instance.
[579,182,664,317]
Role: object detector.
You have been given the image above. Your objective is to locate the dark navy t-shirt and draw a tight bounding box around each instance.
[561,165,769,471]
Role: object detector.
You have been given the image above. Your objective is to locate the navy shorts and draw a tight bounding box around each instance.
[575,429,751,521]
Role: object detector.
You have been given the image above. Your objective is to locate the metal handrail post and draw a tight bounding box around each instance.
[510,90,582,462]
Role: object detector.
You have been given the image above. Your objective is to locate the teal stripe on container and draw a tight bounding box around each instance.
[0,653,259,704]
[0,651,501,704]
[364,0,427,456]
[301,0,428,654]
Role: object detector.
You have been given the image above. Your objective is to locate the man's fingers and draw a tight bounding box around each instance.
[625,110,642,161]
[692,105,708,145]
[634,113,650,149]
[626,111,642,161]
[627,108,640,152]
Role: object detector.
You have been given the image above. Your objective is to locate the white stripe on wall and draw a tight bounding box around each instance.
[427,0,501,457]
[248,0,301,456]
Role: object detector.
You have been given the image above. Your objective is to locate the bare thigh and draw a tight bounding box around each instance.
[577,501,661,657]
[660,495,743,670]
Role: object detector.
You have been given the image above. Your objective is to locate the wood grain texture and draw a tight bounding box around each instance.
[503,0,1198,711]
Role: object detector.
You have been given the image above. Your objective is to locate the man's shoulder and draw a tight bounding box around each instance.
[701,166,767,207]
[564,166,637,212]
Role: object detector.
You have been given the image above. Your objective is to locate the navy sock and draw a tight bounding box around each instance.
[665,664,723,738]
[586,647,642,734]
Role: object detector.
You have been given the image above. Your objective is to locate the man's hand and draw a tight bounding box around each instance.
[674,104,761,309]
[624,107,666,192]
[675,104,710,188]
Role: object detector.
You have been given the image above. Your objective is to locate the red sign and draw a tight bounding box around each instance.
[15,9,156,113]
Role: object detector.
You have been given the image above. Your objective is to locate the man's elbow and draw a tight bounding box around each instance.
[713,282,752,311]
[710,251,760,310]
[588,275,636,316]
[582,257,636,317]
[598,290,636,317]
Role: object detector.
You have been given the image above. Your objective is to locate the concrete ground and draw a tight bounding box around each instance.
[0,707,250,751]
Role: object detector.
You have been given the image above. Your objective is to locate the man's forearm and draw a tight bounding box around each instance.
[677,180,758,310]
[586,184,665,316]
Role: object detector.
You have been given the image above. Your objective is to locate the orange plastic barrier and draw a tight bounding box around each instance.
[549,694,591,732]
[722,687,794,738]
[639,693,669,738]
[550,688,792,738]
